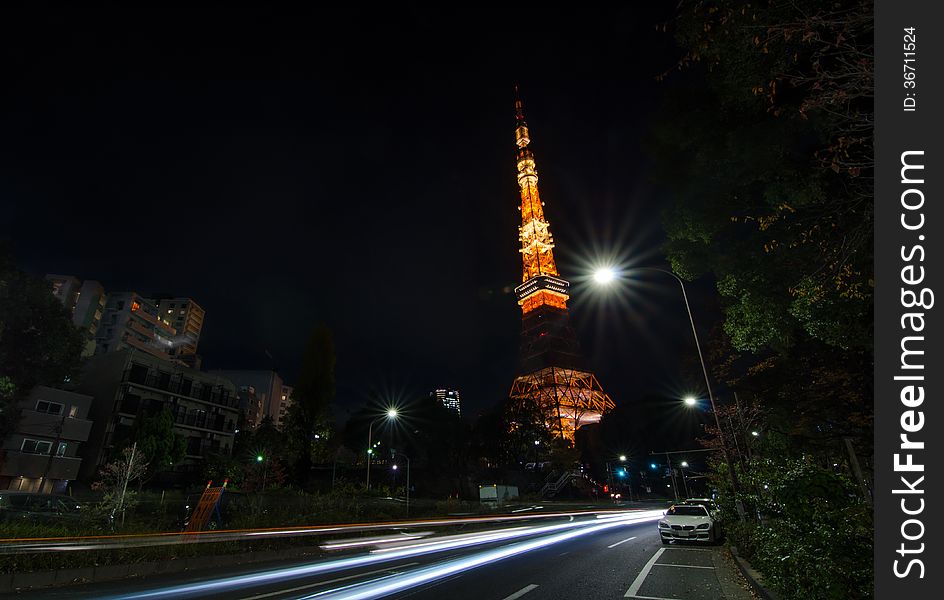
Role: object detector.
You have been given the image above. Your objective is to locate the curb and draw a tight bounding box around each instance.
[1,545,323,594]
[729,546,781,600]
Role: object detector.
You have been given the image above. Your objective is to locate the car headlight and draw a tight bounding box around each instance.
[696,523,710,529]
[659,520,669,528]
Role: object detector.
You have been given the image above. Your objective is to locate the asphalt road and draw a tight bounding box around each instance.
[8,513,753,600]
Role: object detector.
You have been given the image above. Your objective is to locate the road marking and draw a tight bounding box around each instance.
[607,535,637,548]
[502,583,539,600]
[652,563,715,569]
[238,562,420,600]
[624,547,665,597]
[627,595,684,600]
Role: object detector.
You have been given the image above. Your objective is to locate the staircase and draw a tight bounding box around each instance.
[540,470,578,498]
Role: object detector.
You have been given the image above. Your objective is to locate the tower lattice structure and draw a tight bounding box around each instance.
[507,89,615,443]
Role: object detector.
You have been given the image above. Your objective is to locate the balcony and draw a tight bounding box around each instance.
[0,452,82,480]
[17,410,92,442]
[124,336,173,361]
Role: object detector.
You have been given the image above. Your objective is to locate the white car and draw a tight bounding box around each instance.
[658,503,721,544]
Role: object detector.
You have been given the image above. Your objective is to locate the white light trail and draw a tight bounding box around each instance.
[102,510,663,600]
[301,512,663,600]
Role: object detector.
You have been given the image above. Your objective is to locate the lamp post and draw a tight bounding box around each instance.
[256,454,267,491]
[680,461,691,498]
[595,266,743,515]
[366,409,398,491]
[391,451,411,516]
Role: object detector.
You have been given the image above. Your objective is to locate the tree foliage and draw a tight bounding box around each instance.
[283,324,336,483]
[0,244,85,441]
[654,0,873,354]
[124,407,187,480]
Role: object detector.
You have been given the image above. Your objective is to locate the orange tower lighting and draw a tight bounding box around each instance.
[508,88,615,443]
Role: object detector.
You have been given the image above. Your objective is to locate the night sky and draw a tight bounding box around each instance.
[2,5,715,423]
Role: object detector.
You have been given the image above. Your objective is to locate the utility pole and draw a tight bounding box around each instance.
[38,412,66,494]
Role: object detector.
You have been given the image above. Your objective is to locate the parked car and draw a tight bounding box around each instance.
[0,491,84,523]
[679,498,720,516]
[658,503,722,544]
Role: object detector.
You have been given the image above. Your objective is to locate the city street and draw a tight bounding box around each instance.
[8,512,753,600]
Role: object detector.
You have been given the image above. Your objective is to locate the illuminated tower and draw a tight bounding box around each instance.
[508,88,615,443]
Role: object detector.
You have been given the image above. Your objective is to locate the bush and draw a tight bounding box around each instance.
[718,456,873,600]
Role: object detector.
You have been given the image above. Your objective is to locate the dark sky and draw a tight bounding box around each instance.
[1,5,714,421]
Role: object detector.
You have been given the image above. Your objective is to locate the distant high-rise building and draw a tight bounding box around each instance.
[279,385,294,425]
[46,274,106,357]
[211,370,290,430]
[234,385,264,430]
[95,292,178,363]
[148,296,205,369]
[431,389,461,417]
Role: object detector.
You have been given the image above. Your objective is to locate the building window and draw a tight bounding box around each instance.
[21,439,53,455]
[35,401,64,416]
[57,442,67,457]
[68,405,79,418]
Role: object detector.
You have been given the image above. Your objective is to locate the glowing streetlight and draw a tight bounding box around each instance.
[619,454,627,462]
[593,267,616,284]
[367,409,399,490]
[256,455,264,462]
[684,396,697,407]
[751,430,760,437]
[681,461,689,467]
[391,464,398,471]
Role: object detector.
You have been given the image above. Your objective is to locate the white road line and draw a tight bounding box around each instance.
[607,535,637,548]
[627,595,684,600]
[652,563,715,569]
[238,562,420,600]
[502,583,540,600]
[625,547,665,597]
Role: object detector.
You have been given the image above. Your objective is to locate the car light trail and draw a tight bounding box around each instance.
[101,510,664,600]
[0,508,642,554]
[302,512,663,600]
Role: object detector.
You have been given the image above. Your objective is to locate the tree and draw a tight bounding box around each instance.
[0,244,84,444]
[92,443,149,526]
[283,324,336,484]
[654,0,873,355]
[126,406,187,483]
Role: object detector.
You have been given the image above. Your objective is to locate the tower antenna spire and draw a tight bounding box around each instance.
[514,84,526,123]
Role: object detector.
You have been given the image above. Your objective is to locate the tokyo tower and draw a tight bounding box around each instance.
[507,88,615,443]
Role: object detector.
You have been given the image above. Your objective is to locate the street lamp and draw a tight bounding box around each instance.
[679,461,691,498]
[619,454,627,462]
[366,409,398,491]
[684,396,698,407]
[597,266,743,515]
[256,454,268,491]
[391,451,411,516]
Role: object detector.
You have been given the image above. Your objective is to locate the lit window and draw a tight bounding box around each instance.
[68,406,78,418]
[57,443,67,456]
